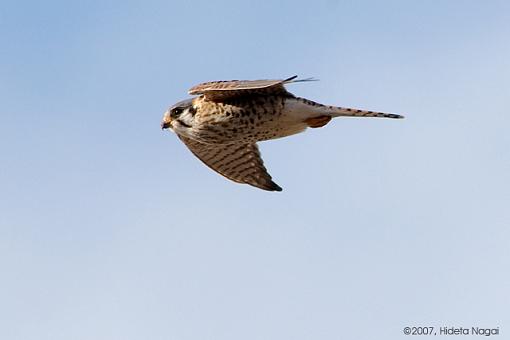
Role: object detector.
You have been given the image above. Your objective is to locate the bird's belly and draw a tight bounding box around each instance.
[191,116,306,144]
[189,97,308,144]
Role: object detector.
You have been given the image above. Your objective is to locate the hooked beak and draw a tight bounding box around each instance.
[161,120,171,130]
[161,111,172,130]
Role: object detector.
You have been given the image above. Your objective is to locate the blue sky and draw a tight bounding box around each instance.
[1,1,509,339]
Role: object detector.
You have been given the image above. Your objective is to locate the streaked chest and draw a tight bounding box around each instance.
[191,95,288,143]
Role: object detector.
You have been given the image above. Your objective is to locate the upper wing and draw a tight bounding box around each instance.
[178,135,282,192]
[188,75,314,101]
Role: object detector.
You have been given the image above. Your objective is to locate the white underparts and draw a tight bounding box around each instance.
[281,97,329,123]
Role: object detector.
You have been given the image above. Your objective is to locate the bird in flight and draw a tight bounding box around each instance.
[161,76,403,191]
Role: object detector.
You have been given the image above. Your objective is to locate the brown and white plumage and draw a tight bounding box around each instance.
[162,76,403,191]
[178,135,281,191]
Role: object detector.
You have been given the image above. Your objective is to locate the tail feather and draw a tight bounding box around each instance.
[295,97,404,119]
[330,106,404,119]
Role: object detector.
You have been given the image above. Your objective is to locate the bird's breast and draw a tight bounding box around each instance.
[188,95,305,143]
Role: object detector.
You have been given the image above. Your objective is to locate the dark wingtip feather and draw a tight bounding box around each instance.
[272,183,283,192]
[285,75,319,84]
[257,181,282,192]
[284,75,298,82]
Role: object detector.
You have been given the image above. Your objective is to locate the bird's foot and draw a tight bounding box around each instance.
[305,115,332,128]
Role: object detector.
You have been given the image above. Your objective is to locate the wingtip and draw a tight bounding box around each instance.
[269,181,283,192]
[284,75,298,82]
[287,76,319,84]
[256,181,282,192]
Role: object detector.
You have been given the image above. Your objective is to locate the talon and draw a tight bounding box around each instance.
[305,115,332,128]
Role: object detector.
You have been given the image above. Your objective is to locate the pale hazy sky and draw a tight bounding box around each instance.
[1,1,509,339]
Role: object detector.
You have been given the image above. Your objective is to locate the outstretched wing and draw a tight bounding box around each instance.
[178,136,282,192]
[188,76,314,101]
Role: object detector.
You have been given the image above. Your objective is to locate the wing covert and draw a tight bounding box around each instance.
[188,76,315,101]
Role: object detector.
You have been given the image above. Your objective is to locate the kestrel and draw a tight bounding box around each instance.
[161,76,403,191]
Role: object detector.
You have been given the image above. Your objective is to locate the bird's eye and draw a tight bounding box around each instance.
[170,107,184,118]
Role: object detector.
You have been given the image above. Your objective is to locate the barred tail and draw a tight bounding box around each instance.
[329,106,404,119]
[294,97,404,119]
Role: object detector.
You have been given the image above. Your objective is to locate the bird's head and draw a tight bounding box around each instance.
[161,98,196,133]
